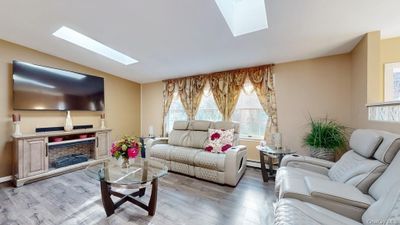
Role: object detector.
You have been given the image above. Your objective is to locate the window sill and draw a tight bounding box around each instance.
[240,137,263,142]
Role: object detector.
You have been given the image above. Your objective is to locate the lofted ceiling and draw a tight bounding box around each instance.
[1,0,400,83]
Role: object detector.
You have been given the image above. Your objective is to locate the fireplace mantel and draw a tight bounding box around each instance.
[12,128,112,139]
[12,128,112,187]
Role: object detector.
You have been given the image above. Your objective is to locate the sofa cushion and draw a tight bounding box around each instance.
[188,120,212,131]
[373,130,400,164]
[328,150,386,193]
[149,144,172,160]
[205,128,234,153]
[173,121,189,130]
[168,130,189,146]
[362,181,400,225]
[185,131,209,149]
[369,149,400,201]
[194,151,225,172]
[169,146,201,165]
[279,176,372,221]
[349,129,382,158]
[275,167,330,193]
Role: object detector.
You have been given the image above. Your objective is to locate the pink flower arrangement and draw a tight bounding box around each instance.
[110,136,141,160]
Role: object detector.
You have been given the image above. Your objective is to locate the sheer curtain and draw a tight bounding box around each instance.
[165,91,188,134]
[248,66,278,142]
[162,80,176,136]
[195,82,223,121]
[231,79,268,139]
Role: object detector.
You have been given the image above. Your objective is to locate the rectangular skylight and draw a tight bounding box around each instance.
[215,0,268,37]
[53,26,138,65]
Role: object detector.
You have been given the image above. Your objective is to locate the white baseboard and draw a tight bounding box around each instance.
[0,175,13,183]
[247,160,261,168]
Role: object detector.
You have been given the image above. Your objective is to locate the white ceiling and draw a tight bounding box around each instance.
[1,0,400,83]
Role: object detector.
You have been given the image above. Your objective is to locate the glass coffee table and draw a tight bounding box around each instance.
[85,158,168,217]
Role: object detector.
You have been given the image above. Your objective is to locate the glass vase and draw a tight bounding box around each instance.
[121,158,130,168]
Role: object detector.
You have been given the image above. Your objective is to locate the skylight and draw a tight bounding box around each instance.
[53,26,138,65]
[215,0,268,37]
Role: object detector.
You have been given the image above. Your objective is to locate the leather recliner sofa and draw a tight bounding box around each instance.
[274,129,400,222]
[275,141,400,225]
[147,120,247,186]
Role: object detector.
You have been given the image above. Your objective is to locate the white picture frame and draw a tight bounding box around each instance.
[384,62,400,102]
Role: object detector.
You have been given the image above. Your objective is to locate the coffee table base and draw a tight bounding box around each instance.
[100,178,158,217]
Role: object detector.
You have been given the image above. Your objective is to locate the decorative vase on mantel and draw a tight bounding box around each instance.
[64,111,73,132]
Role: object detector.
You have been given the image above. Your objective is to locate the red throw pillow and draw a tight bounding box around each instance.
[204,128,234,153]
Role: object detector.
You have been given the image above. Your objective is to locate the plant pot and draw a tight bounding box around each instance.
[310,148,335,161]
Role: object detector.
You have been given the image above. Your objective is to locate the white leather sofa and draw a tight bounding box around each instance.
[275,146,400,225]
[147,120,247,186]
[275,129,400,221]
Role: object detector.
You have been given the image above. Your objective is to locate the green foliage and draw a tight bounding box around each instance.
[303,117,346,152]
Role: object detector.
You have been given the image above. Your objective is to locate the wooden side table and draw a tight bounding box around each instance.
[257,145,296,182]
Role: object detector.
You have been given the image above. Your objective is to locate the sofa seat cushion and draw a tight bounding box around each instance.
[279,176,371,221]
[149,144,172,160]
[169,146,201,165]
[275,167,330,193]
[274,199,362,225]
[194,151,225,172]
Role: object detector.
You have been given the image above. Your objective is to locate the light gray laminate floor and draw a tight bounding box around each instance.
[0,168,275,225]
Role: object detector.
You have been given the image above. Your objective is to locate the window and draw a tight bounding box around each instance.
[165,92,188,133]
[384,62,400,101]
[231,80,268,139]
[195,83,223,121]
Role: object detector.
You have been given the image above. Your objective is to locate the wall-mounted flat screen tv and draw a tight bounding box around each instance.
[13,61,105,111]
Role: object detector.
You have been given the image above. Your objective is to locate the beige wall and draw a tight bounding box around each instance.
[0,39,141,177]
[350,32,400,133]
[141,82,164,136]
[275,54,352,157]
[141,54,353,161]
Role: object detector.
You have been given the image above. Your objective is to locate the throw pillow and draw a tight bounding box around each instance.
[205,128,234,153]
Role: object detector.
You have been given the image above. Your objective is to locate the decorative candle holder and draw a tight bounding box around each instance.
[273,132,282,149]
[100,119,106,129]
[13,121,22,136]
[148,126,154,137]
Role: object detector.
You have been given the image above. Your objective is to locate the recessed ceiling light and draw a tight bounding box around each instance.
[53,26,138,65]
[215,0,268,37]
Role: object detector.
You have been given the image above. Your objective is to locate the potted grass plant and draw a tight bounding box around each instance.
[303,117,347,161]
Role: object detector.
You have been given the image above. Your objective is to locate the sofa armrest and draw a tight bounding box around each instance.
[147,138,168,149]
[305,176,374,209]
[281,155,335,175]
[224,145,247,186]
